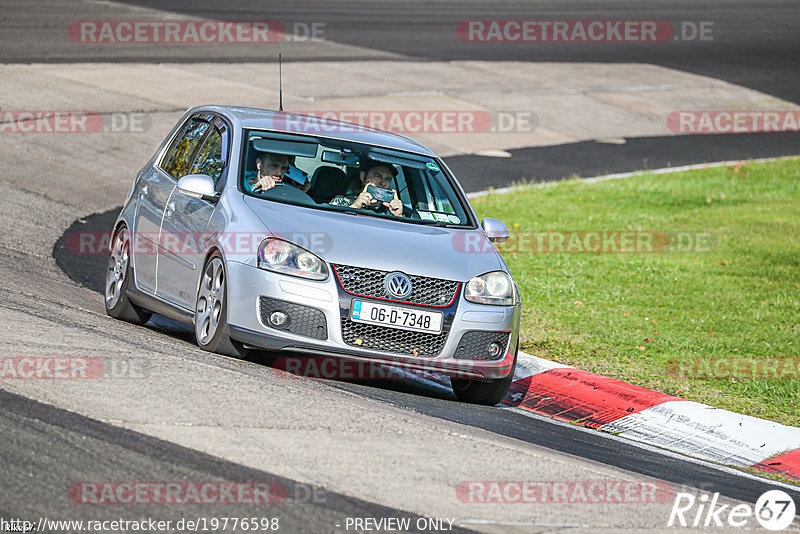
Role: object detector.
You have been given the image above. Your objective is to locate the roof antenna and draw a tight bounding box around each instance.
[278,53,284,112]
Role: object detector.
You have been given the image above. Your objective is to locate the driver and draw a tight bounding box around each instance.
[246,152,311,194]
[329,160,403,217]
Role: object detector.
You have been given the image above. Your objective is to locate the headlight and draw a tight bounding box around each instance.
[464,271,515,306]
[257,238,328,281]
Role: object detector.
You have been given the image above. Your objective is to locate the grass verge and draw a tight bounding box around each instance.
[470,157,800,426]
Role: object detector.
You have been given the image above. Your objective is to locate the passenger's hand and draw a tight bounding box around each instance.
[385,190,403,217]
[351,183,378,209]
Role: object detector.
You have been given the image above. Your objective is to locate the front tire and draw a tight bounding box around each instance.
[105,226,152,325]
[194,252,248,358]
[451,345,518,405]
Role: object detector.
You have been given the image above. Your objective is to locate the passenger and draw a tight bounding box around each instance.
[329,160,403,217]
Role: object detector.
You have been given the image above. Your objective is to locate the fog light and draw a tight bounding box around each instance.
[487,342,502,358]
[269,310,289,327]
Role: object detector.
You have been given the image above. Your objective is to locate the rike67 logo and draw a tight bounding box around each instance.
[668,490,796,530]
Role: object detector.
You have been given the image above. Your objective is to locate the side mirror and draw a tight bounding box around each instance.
[177,174,219,201]
[481,217,509,243]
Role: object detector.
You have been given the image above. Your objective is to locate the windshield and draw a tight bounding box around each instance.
[239,129,475,227]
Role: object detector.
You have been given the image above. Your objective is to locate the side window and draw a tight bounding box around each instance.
[161,118,210,179]
[293,154,319,177]
[417,170,454,213]
[190,127,225,185]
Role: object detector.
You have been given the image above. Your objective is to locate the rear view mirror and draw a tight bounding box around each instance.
[321,150,360,167]
[481,217,509,243]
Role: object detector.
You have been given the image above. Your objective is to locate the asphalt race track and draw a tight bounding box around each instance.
[53,207,800,503]
[2,0,800,532]
[6,0,799,102]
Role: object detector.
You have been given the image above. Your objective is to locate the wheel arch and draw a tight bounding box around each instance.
[110,218,129,252]
[199,246,225,279]
[195,245,226,312]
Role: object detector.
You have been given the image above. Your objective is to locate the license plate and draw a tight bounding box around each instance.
[350,300,443,334]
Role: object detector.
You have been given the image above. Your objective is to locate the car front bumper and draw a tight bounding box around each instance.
[225,260,521,380]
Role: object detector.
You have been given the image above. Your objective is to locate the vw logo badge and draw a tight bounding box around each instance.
[384,272,412,299]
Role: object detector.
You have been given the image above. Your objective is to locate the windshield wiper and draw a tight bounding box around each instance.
[326,206,464,226]
[412,219,461,228]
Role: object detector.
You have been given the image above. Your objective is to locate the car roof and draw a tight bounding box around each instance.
[196,105,437,157]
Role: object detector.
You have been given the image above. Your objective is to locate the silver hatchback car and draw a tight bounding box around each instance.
[106,106,521,404]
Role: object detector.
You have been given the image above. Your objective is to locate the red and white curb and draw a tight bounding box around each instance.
[508,351,800,482]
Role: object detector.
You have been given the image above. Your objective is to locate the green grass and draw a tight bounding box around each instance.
[470,157,800,426]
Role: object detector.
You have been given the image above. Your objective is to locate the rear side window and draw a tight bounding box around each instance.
[190,126,225,185]
[161,118,210,179]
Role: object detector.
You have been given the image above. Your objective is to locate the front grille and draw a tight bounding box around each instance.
[333,264,459,306]
[259,297,328,340]
[453,331,511,360]
[340,317,448,357]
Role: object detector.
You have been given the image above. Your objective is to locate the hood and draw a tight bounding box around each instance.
[242,195,505,282]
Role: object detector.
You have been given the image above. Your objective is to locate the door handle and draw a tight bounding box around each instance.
[165,201,176,217]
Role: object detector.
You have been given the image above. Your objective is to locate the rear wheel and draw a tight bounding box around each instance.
[451,345,518,405]
[194,252,248,358]
[105,226,152,324]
